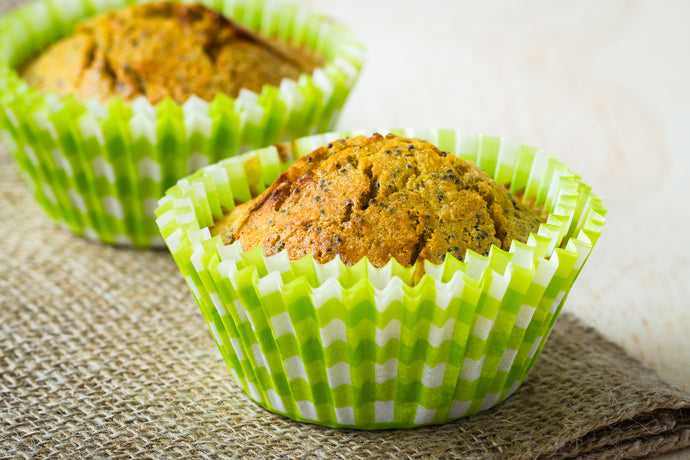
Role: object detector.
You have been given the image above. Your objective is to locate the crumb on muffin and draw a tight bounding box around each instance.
[211,133,544,268]
[20,1,324,105]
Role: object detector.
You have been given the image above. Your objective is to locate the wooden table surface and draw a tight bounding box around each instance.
[302,0,690,394]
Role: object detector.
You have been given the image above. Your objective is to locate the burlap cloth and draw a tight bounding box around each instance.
[1,149,690,460]
[1,4,690,459]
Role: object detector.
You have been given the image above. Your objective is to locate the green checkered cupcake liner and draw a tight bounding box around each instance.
[0,0,363,248]
[155,128,605,429]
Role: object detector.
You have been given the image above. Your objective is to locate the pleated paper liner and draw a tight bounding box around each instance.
[155,128,606,429]
[0,0,363,248]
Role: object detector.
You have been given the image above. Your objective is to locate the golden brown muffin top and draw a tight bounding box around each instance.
[20,2,323,105]
[211,133,543,268]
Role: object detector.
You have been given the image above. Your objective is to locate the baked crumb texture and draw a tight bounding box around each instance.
[212,133,542,268]
[20,1,323,104]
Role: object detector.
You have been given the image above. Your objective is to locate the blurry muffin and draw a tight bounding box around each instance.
[212,133,542,266]
[1,0,362,247]
[20,1,324,104]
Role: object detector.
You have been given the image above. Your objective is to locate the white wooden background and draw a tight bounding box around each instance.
[301,0,690,394]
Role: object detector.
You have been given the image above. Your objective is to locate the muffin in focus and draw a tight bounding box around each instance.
[156,129,605,429]
[212,133,543,267]
[20,2,324,105]
[0,0,363,247]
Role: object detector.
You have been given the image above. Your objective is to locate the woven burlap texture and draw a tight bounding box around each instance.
[1,1,690,458]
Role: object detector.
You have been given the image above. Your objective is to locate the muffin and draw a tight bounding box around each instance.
[0,0,362,247]
[20,2,324,105]
[156,128,606,429]
[211,133,543,268]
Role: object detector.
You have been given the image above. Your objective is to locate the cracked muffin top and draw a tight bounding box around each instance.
[211,133,543,268]
[19,2,323,105]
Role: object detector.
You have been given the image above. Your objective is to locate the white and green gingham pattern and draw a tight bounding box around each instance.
[156,128,605,429]
[0,0,363,247]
